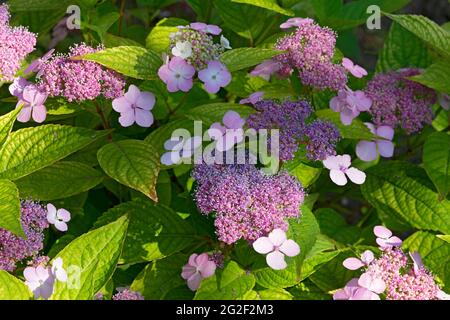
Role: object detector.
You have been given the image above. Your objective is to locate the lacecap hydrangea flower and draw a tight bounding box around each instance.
[192,164,304,244]
[112,288,144,300]
[0,4,37,82]
[181,253,217,291]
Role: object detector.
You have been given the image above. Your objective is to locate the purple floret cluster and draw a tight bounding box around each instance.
[192,164,304,244]
[365,68,436,134]
[0,4,37,81]
[275,19,347,91]
[38,43,125,102]
[246,99,340,161]
[0,200,49,272]
[112,288,144,300]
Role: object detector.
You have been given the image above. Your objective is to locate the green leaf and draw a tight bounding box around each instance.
[145,18,188,53]
[376,22,431,73]
[384,13,450,59]
[220,48,281,73]
[315,208,361,245]
[0,179,23,237]
[403,231,450,290]
[131,253,189,299]
[256,288,293,300]
[289,279,331,300]
[437,235,450,244]
[423,132,450,199]
[7,0,72,11]
[361,161,450,234]
[185,103,254,125]
[409,63,450,94]
[0,271,32,300]
[0,108,21,148]
[51,216,129,300]
[315,109,377,140]
[231,0,294,16]
[103,33,144,48]
[194,261,256,300]
[0,125,109,181]
[15,161,103,201]
[97,140,161,202]
[79,46,162,80]
[94,199,196,264]
[282,158,322,188]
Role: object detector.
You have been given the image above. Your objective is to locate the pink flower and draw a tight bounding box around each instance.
[24,265,55,300]
[24,49,55,77]
[342,57,368,78]
[280,17,314,29]
[330,88,372,125]
[358,272,386,295]
[160,135,202,166]
[323,154,366,186]
[16,85,48,123]
[252,228,300,270]
[189,22,222,35]
[158,56,195,93]
[343,250,374,270]
[333,278,380,300]
[208,110,245,152]
[9,77,30,98]
[112,85,155,127]
[356,123,395,162]
[250,59,282,81]
[198,60,231,94]
[181,253,216,291]
[373,225,402,249]
[46,204,71,232]
[239,91,264,105]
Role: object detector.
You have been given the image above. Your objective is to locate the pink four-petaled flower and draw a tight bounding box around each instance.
[330,88,372,125]
[16,85,48,123]
[356,123,395,162]
[373,225,402,250]
[158,56,196,93]
[343,250,374,270]
[181,253,216,291]
[47,203,71,232]
[24,265,55,300]
[323,154,366,186]
[189,22,222,35]
[198,60,231,94]
[342,57,368,78]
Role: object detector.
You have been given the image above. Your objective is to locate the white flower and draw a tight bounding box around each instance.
[322,154,366,186]
[47,203,71,232]
[220,35,232,49]
[51,257,68,282]
[171,41,192,59]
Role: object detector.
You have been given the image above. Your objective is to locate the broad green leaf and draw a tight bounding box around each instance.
[94,199,196,264]
[0,271,32,300]
[195,261,256,300]
[0,125,109,181]
[384,13,450,58]
[282,158,322,188]
[185,103,254,125]
[7,0,72,11]
[79,46,162,80]
[376,22,430,73]
[403,231,450,289]
[315,109,377,140]
[15,161,103,201]
[231,0,294,16]
[97,140,161,202]
[0,179,23,237]
[315,208,361,245]
[423,132,450,199]
[361,161,450,234]
[0,108,21,148]
[220,48,281,72]
[289,279,331,300]
[409,63,450,94]
[145,18,188,53]
[256,288,293,300]
[51,216,129,300]
[131,254,189,299]
[437,235,450,244]
[103,33,144,48]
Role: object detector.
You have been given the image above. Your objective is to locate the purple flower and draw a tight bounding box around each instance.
[280,17,314,29]
[9,77,30,98]
[239,91,264,105]
[343,250,375,270]
[189,22,222,35]
[250,59,282,81]
[208,111,245,152]
[158,56,195,93]
[333,278,380,300]
[358,272,386,294]
[323,155,366,186]
[373,225,402,250]
[112,288,144,300]
[46,204,71,232]
[160,135,202,166]
[112,85,155,127]
[330,88,372,125]
[356,123,394,162]
[16,85,48,123]
[342,57,368,78]
[303,120,340,161]
[253,229,300,270]
[24,265,55,300]
[198,60,231,94]
[181,253,216,291]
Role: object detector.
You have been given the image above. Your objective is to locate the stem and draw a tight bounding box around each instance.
[94,101,112,142]
[118,0,126,36]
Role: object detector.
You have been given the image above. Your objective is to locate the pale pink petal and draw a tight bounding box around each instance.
[253,237,274,254]
[135,109,154,128]
[118,110,136,127]
[206,25,222,35]
[188,254,198,267]
[364,122,376,134]
[278,239,300,257]
[373,226,392,239]
[340,108,356,125]
[136,92,155,111]
[164,137,184,151]
[358,273,386,294]
[386,236,402,247]
[112,97,131,113]
[23,267,38,282]
[266,251,287,270]
[32,105,47,123]
[56,209,71,222]
[184,136,202,151]
[409,251,424,275]
[223,111,245,129]
[177,77,194,92]
[377,140,394,158]
[17,105,32,123]
[198,261,216,278]
[124,85,141,104]
[330,169,348,186]
[329,96,342,112]
[187,272,203,291]
[356,140,378,162]
[361,250,374,264]
[343,258,364,270]
[54,220,68,232]
[181,265,197,280]
[376,125,394,140]
[54,268,67,282]
[46,204,57,224]
[160,151,180,166]
[268,228,287,246]
[333,288,351,300]
[195,253,210,267]
[346,167,366,184]
[342,58,354,71]
[352,288,380,300]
